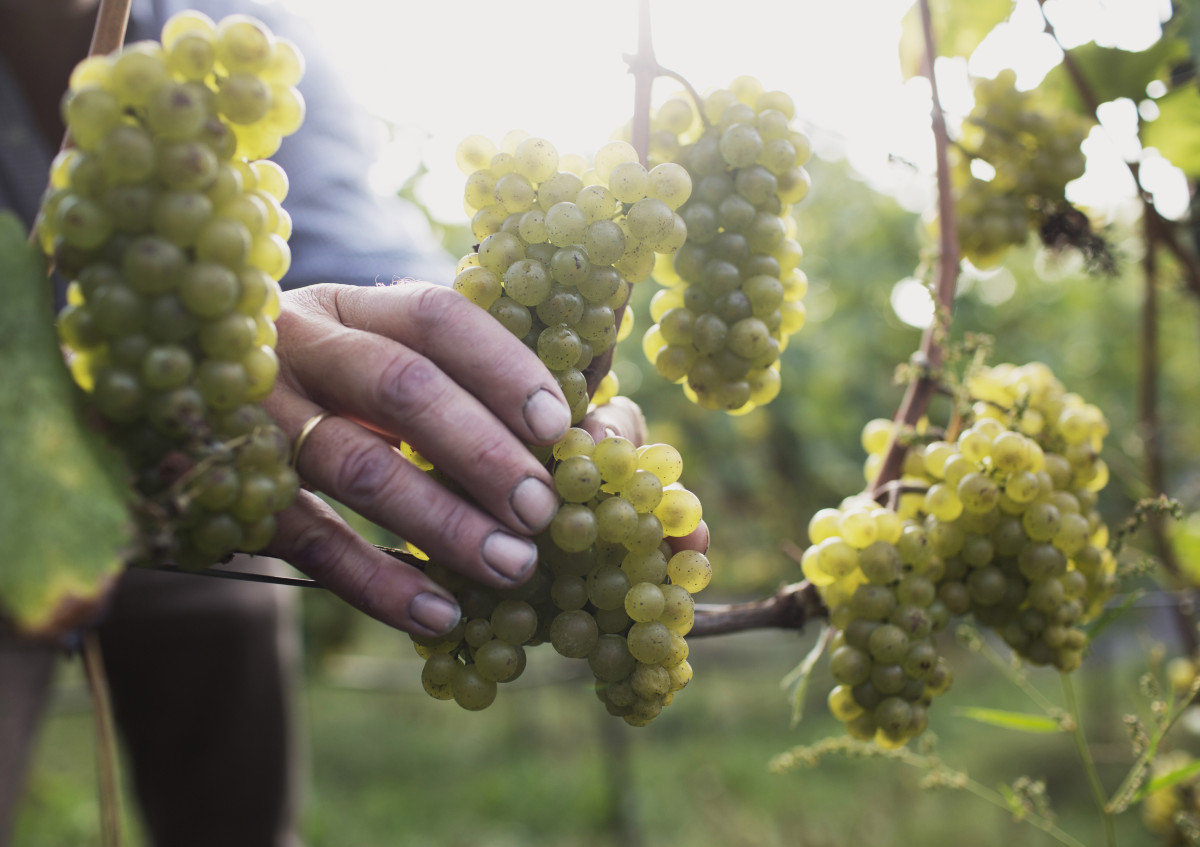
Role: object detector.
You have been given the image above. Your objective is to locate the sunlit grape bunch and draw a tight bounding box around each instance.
[952,69,1091,266]
[867,361,1118,656]
[802,499,953,748]
[633,75,811,413]
[806,361,1117,746]
[409,429,708,726]
[452,134,690,424]
[36,11,306,567]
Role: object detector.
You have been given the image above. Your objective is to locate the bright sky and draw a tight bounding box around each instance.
[276,0,1179,325]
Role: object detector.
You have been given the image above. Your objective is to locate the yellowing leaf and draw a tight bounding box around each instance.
[0,211,133,635]
[899,0,1015,79]
[953,706,1062,733]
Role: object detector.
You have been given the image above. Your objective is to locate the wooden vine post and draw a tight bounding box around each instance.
[58,4,135,846]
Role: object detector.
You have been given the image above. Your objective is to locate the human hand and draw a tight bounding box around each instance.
[261,281,572,637]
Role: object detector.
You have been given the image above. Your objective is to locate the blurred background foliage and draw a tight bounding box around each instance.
[19,118,1200,847]
[15,0,1200,843]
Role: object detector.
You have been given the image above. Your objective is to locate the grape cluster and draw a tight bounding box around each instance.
[634,76,811,413]
[36,11,306,567]
[452,134,690,423]
[806,361,1117,747]
[802,499,952,748]
[952,70,1091,266]
[410,429,708,726]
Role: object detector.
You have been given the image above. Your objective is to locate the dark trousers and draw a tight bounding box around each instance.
[0,561,303,847]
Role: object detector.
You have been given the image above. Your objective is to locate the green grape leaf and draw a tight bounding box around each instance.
[1142,86,1200,177]
[898,0,1015,79]
[781,623,829,727]
[1042,38,1186,117]
[0,211,133,636]
[952,706,1062,733]
[1132,758,1200,804]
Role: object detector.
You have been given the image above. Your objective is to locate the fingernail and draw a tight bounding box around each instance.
[482,531,537,582]
[510,476,559,533]
[523,388,571,442]
[409,593,461,635]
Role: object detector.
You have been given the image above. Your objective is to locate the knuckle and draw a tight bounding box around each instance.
[282,282,334,321]
[336,438,403,503]
[403,283,465,339]
[468,432,518,479]
[429,497,478,560]
[377,350,448,419]
[288,513,353,576]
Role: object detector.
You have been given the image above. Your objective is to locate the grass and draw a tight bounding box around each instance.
[10,612,1173,847]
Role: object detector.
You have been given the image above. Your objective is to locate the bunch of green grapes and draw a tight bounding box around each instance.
[635,76,811,413]
[452,134,690,423]
[806,361,1117,746]
[408,429,708,726]
[952,70,1091,266]
[36,11,306,567]
[802,499,954,748]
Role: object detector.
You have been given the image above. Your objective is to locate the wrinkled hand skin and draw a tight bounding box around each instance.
[261,281,573,637]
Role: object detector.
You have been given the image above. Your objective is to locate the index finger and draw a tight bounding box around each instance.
[329,282,573,445]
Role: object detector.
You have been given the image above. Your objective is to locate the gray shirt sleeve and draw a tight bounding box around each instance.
[140,0,458,289]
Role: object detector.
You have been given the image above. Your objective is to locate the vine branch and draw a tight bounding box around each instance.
[869,0,960,499]
[1140,205,1196,652]
[690,581,823,638]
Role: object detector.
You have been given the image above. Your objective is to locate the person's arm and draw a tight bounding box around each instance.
[216,0,455,288]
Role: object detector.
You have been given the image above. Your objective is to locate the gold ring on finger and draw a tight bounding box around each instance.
[290,410,338,468]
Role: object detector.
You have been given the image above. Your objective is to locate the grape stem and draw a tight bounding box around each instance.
[867,0,960,501]
[623,0,710,168]
[627,0,654,168]
[588,0,708,397]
